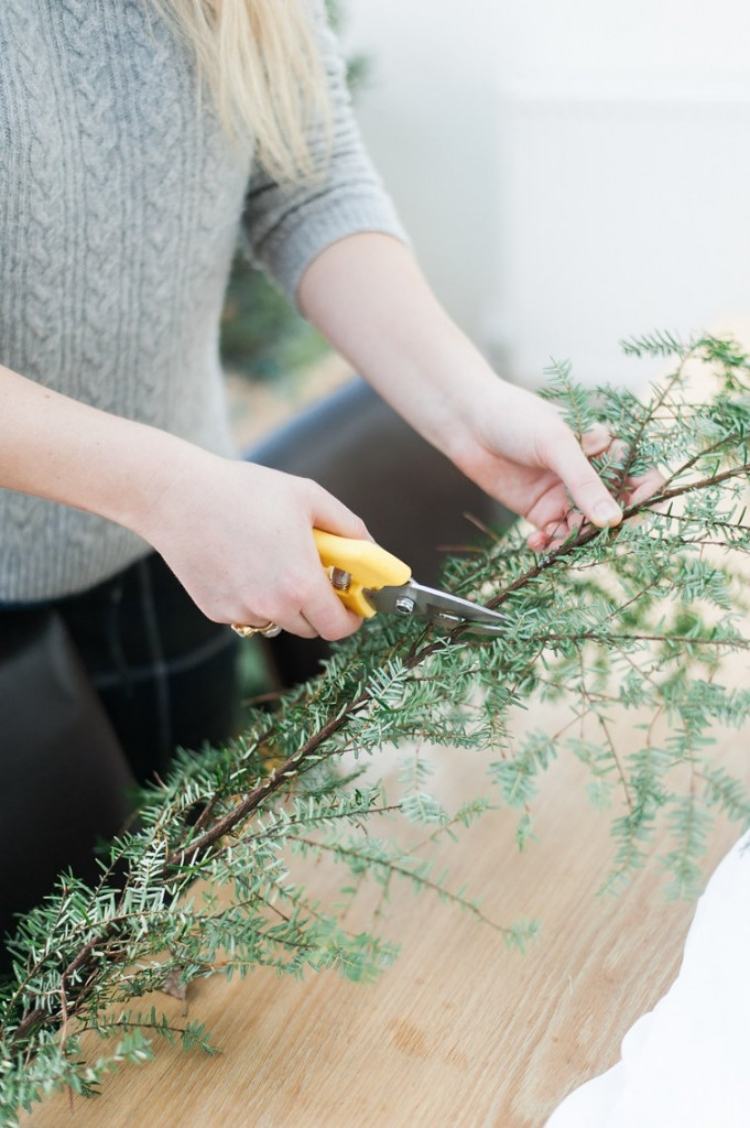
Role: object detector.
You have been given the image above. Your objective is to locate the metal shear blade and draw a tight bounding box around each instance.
[367,579,508,636]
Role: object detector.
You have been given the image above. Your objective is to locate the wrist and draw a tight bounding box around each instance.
[423,360,510,461]
[108,423,215,544]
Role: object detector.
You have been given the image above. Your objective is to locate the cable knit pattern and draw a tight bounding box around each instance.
[0,0,406,603]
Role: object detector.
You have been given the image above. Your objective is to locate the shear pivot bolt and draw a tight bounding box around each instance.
[394,596,416,615]
[331,567,351,592]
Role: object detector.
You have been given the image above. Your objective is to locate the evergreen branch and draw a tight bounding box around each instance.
[613,345,693,498]
[6,333,750,1120]
[167,699,372,864]
[629,462,750,512]
[544,632,750,648]
[287,836,512,937]
[478,461,750,618]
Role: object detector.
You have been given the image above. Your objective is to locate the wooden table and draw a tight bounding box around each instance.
[28,335,750,1127]
[26,686,749,1128]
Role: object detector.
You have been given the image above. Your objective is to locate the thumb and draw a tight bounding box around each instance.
[546,429,623,528]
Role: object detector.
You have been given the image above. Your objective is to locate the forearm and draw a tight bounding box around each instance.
[0,364,371,637]
[0,364,199,539]
[297,233,498,462]
[297,232,638,538]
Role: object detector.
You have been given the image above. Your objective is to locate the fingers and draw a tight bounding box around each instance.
[298,481,369,638]
[249,570,362,641]
[259,481,370,640]
[290,537,365,639]
[624,468,667,508]
[525,514,564,552]
[173,462,372,640]
[530,510,584,553]
[544,426,622,529]
[526,472,667,554]
[271,609,320,639]
[527,528,549,551]
[277,527,365,641]
[580,423,613,458]
[301,578,364,641]
[527,426,665,554]
[235,606,318,639]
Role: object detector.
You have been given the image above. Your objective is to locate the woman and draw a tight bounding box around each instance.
[0,1,653,935]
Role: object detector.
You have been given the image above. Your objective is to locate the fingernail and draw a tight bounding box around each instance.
[593,500,622,526]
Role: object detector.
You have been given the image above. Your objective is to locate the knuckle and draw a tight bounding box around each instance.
[206,595,250,626]
[547,423,574,456]
[278,572,310,606]
[237,606,267,628]
[314,609,344,641]
[292,576,317,606]
[570,472,598,494]
[203,609,226,625]
[301,476,322,498]
[260,597,286,625]
[532,430,565,469]
[319,623,347,642]
[582,421,610,443]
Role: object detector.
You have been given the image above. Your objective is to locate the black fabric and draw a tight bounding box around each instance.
[55,553,241,786]
[0,552,241,960]
[0,610,133,954]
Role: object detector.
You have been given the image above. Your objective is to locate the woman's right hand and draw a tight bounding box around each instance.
[0,366,366,639]
[138,451,371,640]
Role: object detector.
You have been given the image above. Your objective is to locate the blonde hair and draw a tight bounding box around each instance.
[155,0,331,182]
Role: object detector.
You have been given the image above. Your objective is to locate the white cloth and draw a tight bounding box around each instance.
[547,829,750,1127]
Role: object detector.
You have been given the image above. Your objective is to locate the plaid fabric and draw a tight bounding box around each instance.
[49,551,241,785]
[0,552,241,964]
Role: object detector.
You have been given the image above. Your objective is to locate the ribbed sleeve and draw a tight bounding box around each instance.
[240,1,409,307]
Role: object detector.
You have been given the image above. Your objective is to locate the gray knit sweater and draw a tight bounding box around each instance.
[0,0,405,603]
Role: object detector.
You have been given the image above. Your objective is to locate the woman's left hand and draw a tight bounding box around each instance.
[297,234,664,553]
[448,378,664,553]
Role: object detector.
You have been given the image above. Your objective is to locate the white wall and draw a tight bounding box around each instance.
[343,1,750,390]
[341,0,502,340]
[500,1,750,88]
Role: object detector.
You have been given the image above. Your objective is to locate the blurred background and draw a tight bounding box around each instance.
[222,0,750,438]
[343,0,750,390]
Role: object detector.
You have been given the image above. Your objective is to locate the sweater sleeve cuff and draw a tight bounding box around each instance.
[245,187,411,312]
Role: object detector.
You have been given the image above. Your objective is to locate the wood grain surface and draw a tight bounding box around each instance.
[26,337,750,1127]
[25,687,749,1128]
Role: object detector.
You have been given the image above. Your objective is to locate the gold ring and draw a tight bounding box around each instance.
[230,621,282,639]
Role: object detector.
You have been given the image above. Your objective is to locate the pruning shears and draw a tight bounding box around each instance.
[313,529,508,637]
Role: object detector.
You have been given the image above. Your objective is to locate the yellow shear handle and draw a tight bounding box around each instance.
[313,529,412,619]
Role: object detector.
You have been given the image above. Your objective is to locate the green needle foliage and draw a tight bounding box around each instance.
[4,332,750,1121]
